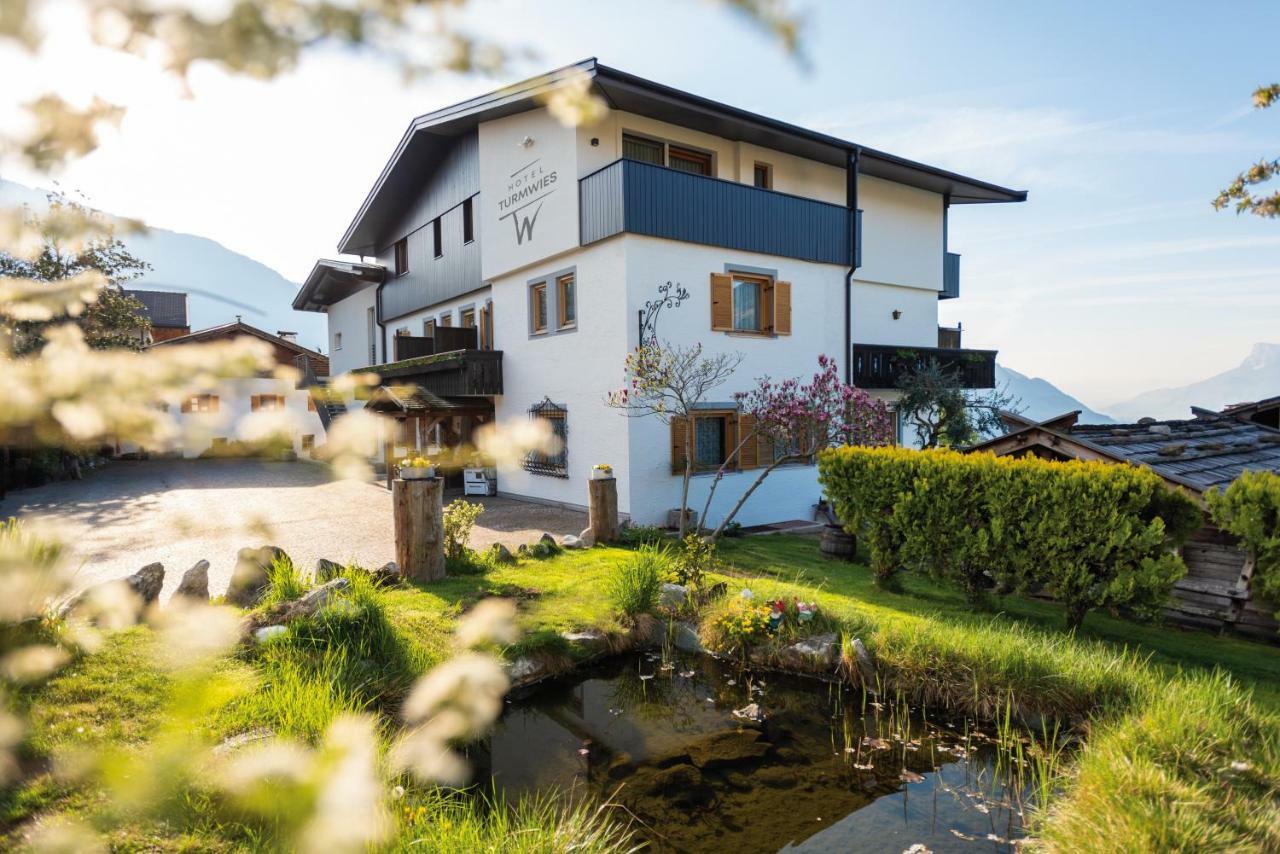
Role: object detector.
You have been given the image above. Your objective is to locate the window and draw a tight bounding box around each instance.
[301,435,315,454]
[530,282,548,333]
[480,301,494,350]
[396,326,410,336]
[557,273,576,328]
[251,394,285,412]
[424,318,436,337]
[709,272,791,336]
[462,198,474,243]
[432,217,442,258]
[367,307,377,363]
[181,394,219,413]
[307,395,317,412]
[671,412,772,473]
[753,162,772,189]
[694,415,728,468]
[394,238,409,276]
[333,332,342,350]
[524,400,568,477]
[622,133,664,165]
[438,312,452,327]
[460,308,476,329]
[668,145,712,176]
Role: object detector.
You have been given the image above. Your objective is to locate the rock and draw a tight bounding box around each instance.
[851,637,878,691]
[1147,424,1172,436]
[489,543,516,565]
[732,702,765,724]
[213,728,274,756]
[173,560,210,603]
[127,562,165,607]
[577,527,596,548]
[561,629,609,654]
[774,632,840,672]
[538,533,560,550]
[516,544,530,556]
[686,729,770,770]
[507,656,546,685]
[227,546,288,607]
[671,622,705,654]
[641,763,714,807]
[315,558,344,582]
[754,764,800,789]
[659,582,688,609]
[239,577,350,640]
[1157,442,1187,457]
[254,625,289,643]
[561,534,585,549]
[370,561,401,587]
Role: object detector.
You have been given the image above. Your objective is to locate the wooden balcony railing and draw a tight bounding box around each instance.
[369,347,502,396]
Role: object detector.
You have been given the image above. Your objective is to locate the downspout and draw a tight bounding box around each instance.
[373,260,388,365]
[844,148,861,385]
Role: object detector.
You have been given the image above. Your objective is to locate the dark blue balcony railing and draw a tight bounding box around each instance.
[580,158,856,266]
[852,343,997,390]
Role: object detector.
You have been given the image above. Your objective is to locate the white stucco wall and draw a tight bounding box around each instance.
[856,175,945,292]
[165,377,325,459]
[851,281,941,347]
[325,285,379,375]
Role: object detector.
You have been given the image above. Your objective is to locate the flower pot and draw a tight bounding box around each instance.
[400,466,435,480]
[591,467,614,481]
[667,508,697,531]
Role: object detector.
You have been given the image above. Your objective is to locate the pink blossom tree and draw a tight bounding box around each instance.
[697,354,894,540]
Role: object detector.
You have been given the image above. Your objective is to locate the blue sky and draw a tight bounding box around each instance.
[2,0,1276,406]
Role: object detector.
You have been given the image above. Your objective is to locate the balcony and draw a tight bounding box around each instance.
[580,158,856,266]
[851,343,997,390]
[937,324,962,349]
[367,328,502,396]
[940,251,960,300]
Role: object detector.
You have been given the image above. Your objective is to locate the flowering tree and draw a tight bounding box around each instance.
[697,354,893,540]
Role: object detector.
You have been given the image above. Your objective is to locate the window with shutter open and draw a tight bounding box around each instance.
[709,272,790,336]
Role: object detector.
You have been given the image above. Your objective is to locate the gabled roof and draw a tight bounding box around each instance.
[971,409,1280,494]
[292,259,386,312]
[124,288,188,328]
[152,320,329,375]
[338,58,1028,256]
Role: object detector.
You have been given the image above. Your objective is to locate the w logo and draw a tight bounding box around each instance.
[503,200,544,246]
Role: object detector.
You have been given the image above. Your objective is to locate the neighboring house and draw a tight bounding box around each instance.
[150,320,328,459]
[970,407,1280,640]
[124,288,191,343]
[293,59,1026,527]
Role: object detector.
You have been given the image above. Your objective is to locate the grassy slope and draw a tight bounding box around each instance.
[9,536,1279,851]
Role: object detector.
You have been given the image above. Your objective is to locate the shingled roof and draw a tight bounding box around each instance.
[1069,415,1280,493]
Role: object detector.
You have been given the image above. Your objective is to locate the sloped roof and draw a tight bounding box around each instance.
[124,289,188,328]
[292,259,386,312]
[1069,415,1280,493]
[364,385,490,416]
[152,320,328,375]
[338,58,1028,256]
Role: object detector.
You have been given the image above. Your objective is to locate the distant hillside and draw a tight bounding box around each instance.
[996,364,1115,424]
[1107,343,1280,422]
[0,179,325,352]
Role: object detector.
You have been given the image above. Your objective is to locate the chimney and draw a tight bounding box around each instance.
[277,330,297,342]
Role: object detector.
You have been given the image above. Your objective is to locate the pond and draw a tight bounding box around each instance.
[481,651,1031,853]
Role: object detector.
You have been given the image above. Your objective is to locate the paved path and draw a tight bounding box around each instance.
[0,459,587,601]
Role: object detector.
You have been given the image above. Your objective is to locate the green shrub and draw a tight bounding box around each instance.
[617,523,667,548]
[1207,470,1280,615]
[672,534,720,590]
[606,544,667,621]
[442,499,484,560]
[818,446,1194,629]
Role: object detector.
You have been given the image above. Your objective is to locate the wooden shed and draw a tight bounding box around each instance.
[969,406,1280,641]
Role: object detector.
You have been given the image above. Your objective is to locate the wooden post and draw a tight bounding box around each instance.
[588,476,619,544]
[393,476,446,582]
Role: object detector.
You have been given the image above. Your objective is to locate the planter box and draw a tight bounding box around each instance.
[667,508,698,531]
[400,467,436,480]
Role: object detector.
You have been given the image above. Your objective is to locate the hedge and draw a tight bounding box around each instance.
[817,447,1202,628]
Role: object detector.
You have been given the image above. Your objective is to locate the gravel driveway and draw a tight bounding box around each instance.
[0,458,587,601]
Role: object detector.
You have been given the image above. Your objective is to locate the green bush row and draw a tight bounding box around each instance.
[818,446,1202,628]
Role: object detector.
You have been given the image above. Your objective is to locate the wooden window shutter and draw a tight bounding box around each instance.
[181,397,192,414]
[774,281,792,335]
[757,430,774,467]
[738,414,759,469]
[710,273,733,331]
[251,395,260,412]
[211,396,220,413]
[670,416,689,474]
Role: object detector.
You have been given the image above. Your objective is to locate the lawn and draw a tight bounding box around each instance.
[5,533,1279,851]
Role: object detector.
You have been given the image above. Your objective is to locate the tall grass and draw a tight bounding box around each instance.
[605,544,668,621]
[258,554,307,607]
[392,787,639,853]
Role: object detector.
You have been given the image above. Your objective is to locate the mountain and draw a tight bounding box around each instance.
[0,179,325,352]
[995,364,1116,424]
[1106,343,1280,422]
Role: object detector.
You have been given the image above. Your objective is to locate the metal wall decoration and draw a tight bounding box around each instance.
[524,398,569,477]
[637,280,689,345]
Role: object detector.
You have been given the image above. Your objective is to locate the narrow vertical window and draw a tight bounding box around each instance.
[732,276,762,332]
[557,273,576,328]
[333,331,342,350]
[753,162,772,189]
[424,318,436,337]
[462,198,474,243]
[432,218,443,258]
[668,146,712,176]
[622,133,664,165]
[531,283,548,333]
[394,238,409,276]
[461,308,476,329]
[438,312,452,327]
[367,306,376,363]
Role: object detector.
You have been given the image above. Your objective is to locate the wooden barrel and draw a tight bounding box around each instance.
[820,524,856,560]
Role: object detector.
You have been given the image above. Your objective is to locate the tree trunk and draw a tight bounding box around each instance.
[678,418,694,538]
[697,429,758,538]
[710,456,797,540]
[393,476,445,583]
[588,476,619,544]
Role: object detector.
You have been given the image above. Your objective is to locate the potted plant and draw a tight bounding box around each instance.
[591,463,614,480]
[398,454,436,480]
